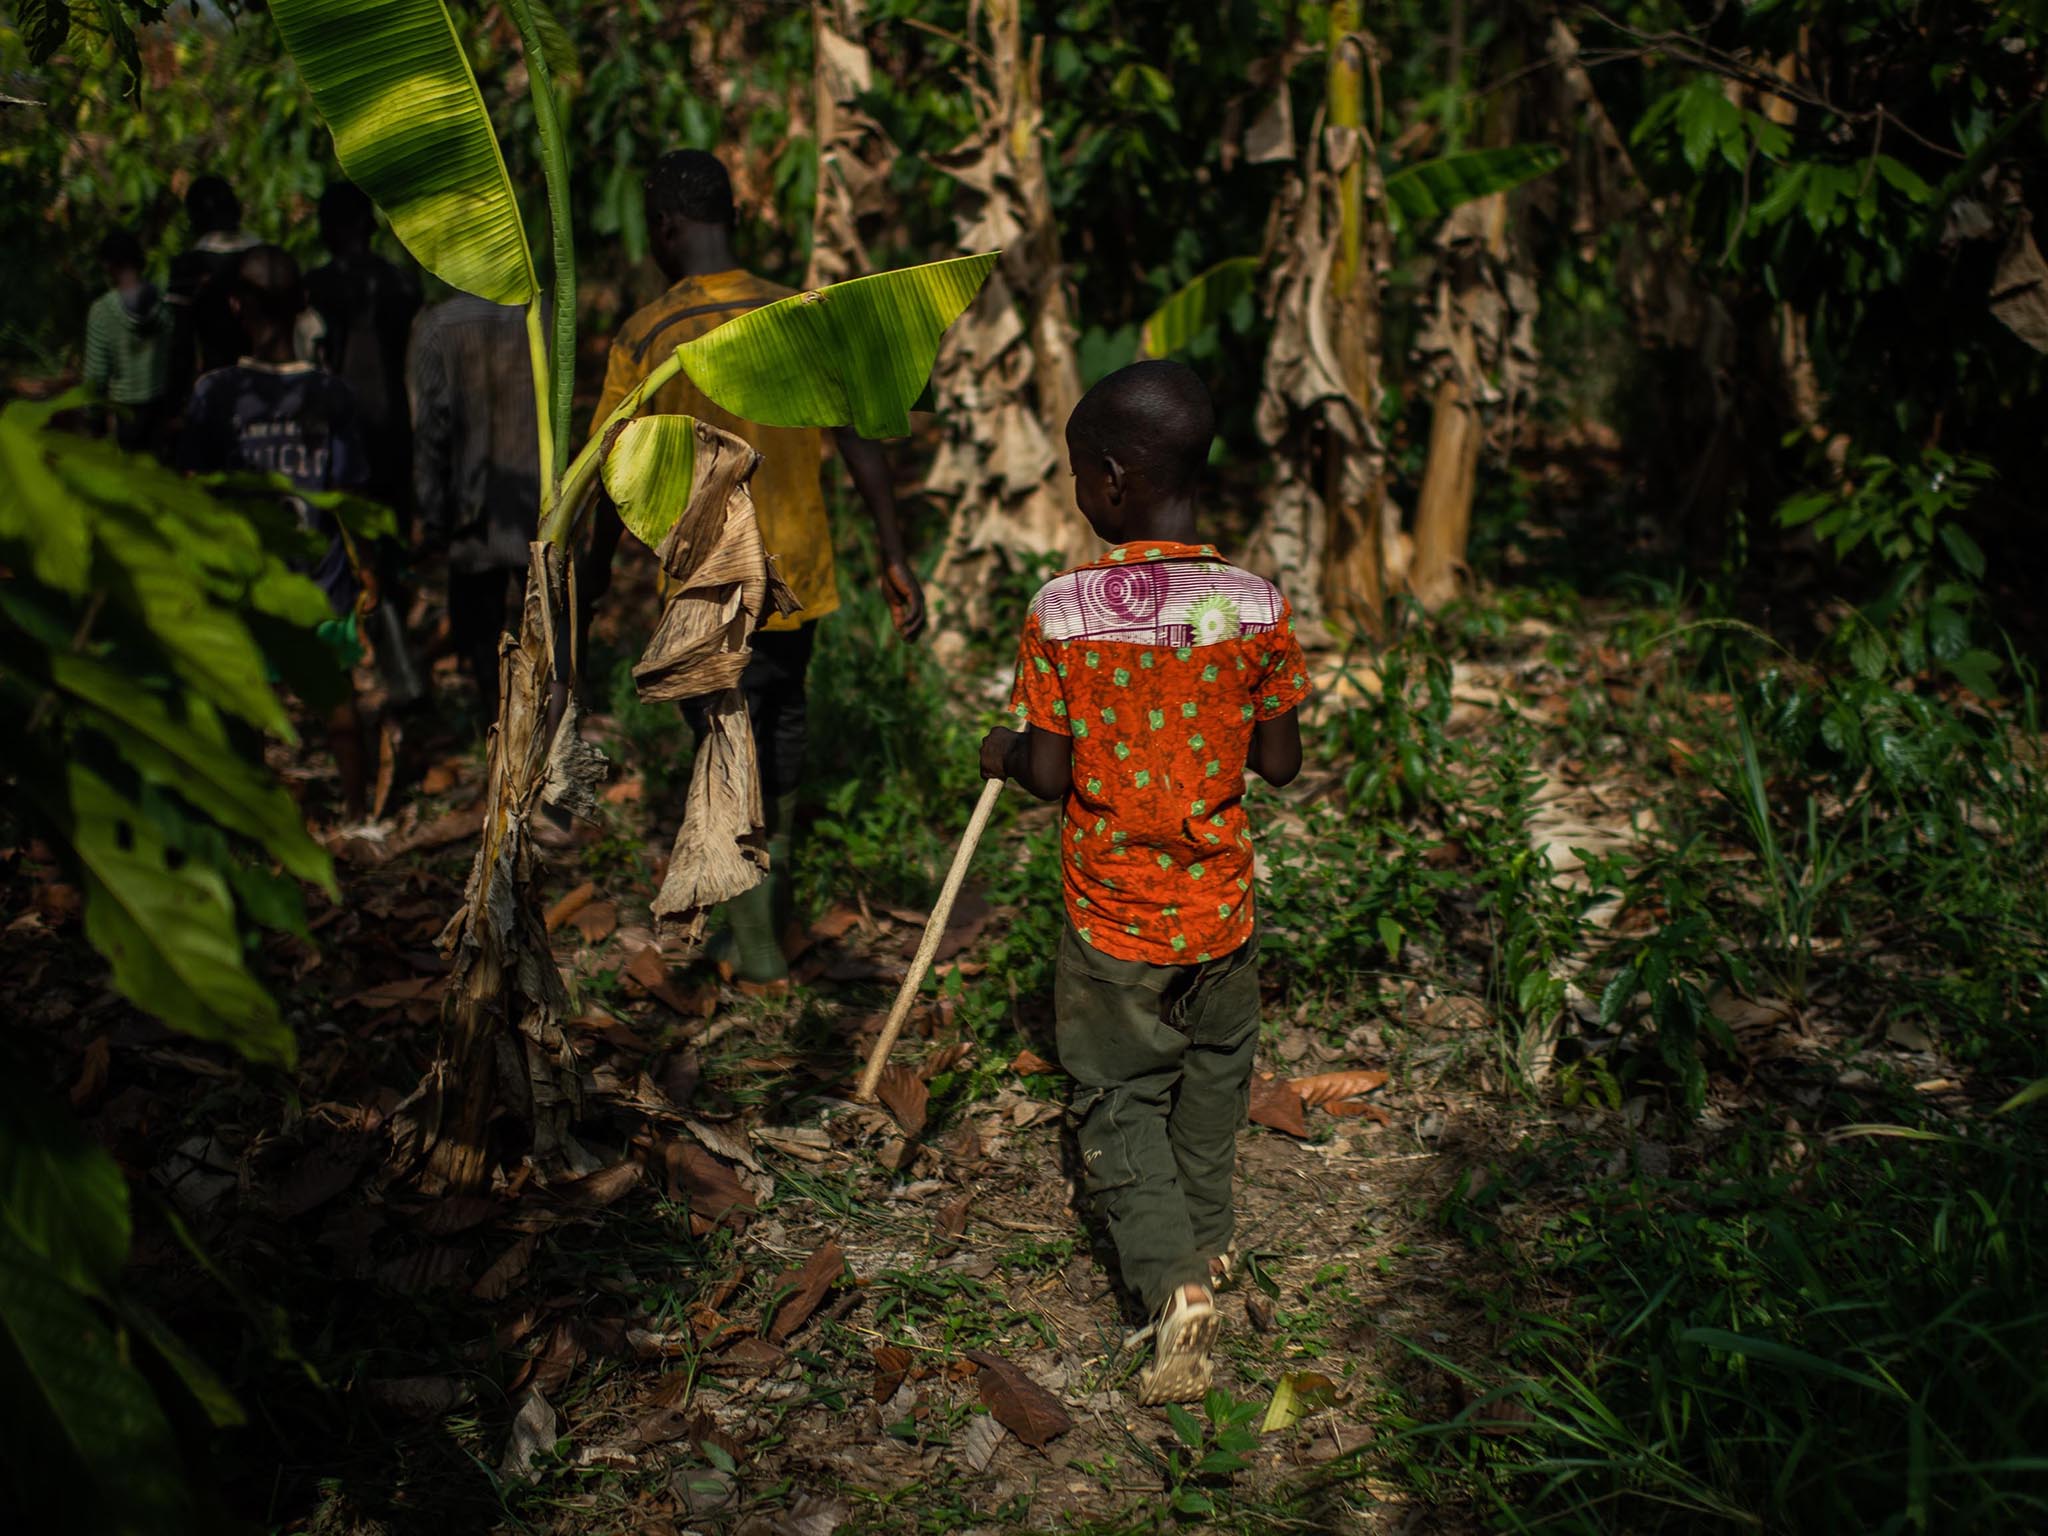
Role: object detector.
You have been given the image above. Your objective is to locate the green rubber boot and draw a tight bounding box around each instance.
[715,791,800,989]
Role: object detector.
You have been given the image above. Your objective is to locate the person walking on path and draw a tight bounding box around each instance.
[582,148,927,991]
[82,228,172,455]
[166,174,256,401]
[979,360,1310,1403]
[177,245,375,824]
[408,292,541,720]
[310,180,429,728]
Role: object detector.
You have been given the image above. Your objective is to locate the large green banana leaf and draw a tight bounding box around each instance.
[0,1231,191,1533]
[0,1076,129,1297]
[675,253,998,439]
[1384,144,1564,233]
[1139,255,1261,358]
[269,0,536,306]
[601,414,698,551]
[67,763,294,1068]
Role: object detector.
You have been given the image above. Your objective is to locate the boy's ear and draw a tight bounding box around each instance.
[1104,453,1127,503]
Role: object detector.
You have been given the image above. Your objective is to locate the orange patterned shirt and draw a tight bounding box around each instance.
[1007,540,1312,965]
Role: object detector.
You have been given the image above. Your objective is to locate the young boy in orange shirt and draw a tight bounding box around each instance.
[980,360,1310,1403]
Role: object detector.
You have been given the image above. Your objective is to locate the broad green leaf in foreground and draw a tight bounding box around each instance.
[1385,144,1565,232]
[0,1077,130,1296]
[1139,255,1260,358]
[270,0,537,306]
[600,414,698,551]
[66,763,294,1069]
[676,253,998,439]
[37,646,333,889]
[0,1231,191,1532]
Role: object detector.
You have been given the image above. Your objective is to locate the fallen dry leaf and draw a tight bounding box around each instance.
[571,901,618,944]
[501,1389,558,1480]
[1328,1100,1392,1124]
[1248,1074,1310,1138]
[964,1349,1071,1448]
[545,881,598,932]
[473,1234,537,1301]
[960,1411,1004,1473]
[374,1244,468,1294]
[1009,1049,1058,1075]
[552,1161,642,1209]
[706,1337,786,1376]
[340,975,444,1012]
[919,1041,974,1081]
[1289,1069,1390,1108]
[936,1193,972,1240]
[363,1375,472,1418]
[810,904,864,942]
[871,1343,912,1403]
[875,1063,930,1139]
[768,1241,847,1341]
[69,1036,110,1106]
[665,1142,757,1219]
[412,1194,502,1235]
[269,1137,374,1219]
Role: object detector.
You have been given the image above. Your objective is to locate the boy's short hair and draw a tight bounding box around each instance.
[645,149,735,228]
[186,174,241,234]
[235,244,304,332]
[318,181,375,245]
[99,229,144,270]
[1067,359,1215,495]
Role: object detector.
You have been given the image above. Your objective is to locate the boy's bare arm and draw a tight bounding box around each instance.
[979,724,1072,802]
[1247,709,1303,787]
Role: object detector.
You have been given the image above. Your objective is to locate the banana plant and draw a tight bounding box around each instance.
[1137,145,1564,358]
[270,0,991,1191]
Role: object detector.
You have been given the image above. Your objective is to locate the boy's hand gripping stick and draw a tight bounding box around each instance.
[856,777,1005,1102]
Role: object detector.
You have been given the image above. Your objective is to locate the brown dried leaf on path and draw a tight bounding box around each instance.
[1289,1068,1390,1108]
[810,903,864,942]
[364,1375,472,1419]
[545,881,598,932]
[411,1193,502,1235]
[69,1036,110,1106]
[624,944,713,1018]
[768,1240,847,1341]
[1010,1048,1059,1075]
[1248,1073,1310,1138]
[875,1062,930,1138]
[919,1041,973,1081]
[569,901,618,944]
[473,1234,537,1300]
[871,1343,913,1403]
[501,1389,558,1480]
[707,1336,786,1376]
[665,1141,757,1219]
[964,1349,1072,1448]
[550,1160,641,1209]
[936,1193,972,1240]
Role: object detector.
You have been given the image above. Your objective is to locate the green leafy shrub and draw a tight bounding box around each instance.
[1,397,345,1530]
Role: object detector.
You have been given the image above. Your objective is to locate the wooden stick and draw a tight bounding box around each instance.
[856,776,1004,1101]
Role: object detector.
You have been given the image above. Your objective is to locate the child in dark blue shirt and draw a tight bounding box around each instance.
[178,245,372,823]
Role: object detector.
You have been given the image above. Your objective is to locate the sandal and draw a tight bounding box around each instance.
[1135,1282,1218,1405]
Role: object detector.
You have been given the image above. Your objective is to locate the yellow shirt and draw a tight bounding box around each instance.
[591,269,837,631]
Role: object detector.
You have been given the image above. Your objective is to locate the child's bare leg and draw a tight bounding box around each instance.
[1053,924,1207,1315]
[1166,939,1262,1267]
[329,696,367,823]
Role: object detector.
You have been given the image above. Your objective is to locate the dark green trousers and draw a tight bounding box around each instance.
[1055,922,1262,1314]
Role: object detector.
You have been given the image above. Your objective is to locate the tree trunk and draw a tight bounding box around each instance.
[925,0,1090,640]
[1245,3,1390,644]
[1410,43,1535,612]
[803,0,890,291]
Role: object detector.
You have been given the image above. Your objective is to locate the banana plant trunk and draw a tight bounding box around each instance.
[1246,2,1391,643]
[925,0,1092,638]
[1410,43,1532,611]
